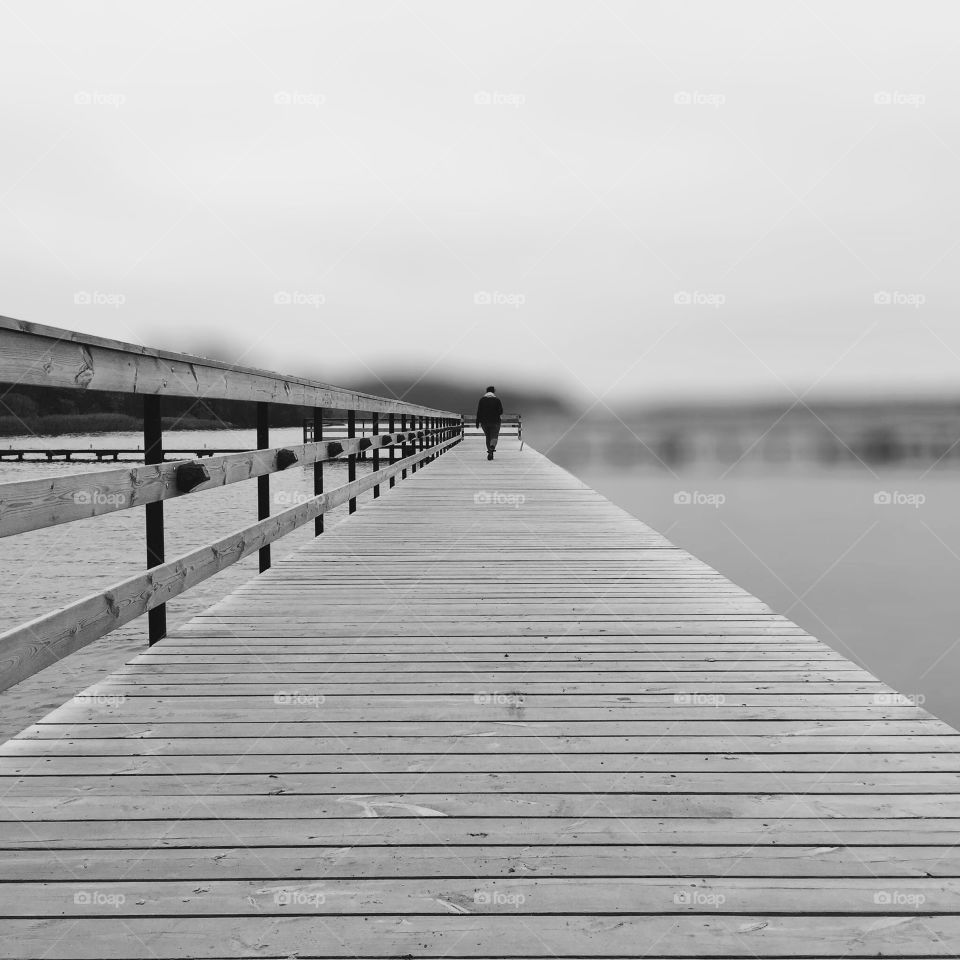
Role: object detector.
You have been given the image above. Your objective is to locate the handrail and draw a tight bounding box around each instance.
[0,316,456,417]
[0,433,459,691]
[0,318,466,686]
[0,427,451,538]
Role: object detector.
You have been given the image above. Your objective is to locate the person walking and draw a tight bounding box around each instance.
[475,386,503,460]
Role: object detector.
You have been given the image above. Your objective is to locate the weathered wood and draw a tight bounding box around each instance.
[0,434,459,691]
[0,316,459,416]
[4,915,960,958]
[3,877,957,916]
[0,431,442,537]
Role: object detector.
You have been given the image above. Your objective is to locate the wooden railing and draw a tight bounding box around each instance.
[0,317,462,691]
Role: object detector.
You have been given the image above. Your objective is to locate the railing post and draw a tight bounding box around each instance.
[347,409,357,513]
[411,415,419,473]
[401,414,408,479]
[372,412,380,498]
[257,401,271,572]
[314,406,324,536]
[144,394,166,645]
[389,412,396,488]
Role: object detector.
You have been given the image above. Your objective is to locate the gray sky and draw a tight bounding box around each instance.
[2,0,959,406]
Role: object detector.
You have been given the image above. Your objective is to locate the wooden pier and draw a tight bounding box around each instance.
[1,318,959,957]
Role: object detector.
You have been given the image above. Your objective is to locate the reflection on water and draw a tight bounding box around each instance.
[542,400,960,472]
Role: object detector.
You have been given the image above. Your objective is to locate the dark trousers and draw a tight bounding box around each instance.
[480,421,500,452]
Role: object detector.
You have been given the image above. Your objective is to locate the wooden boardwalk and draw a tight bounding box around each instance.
[2,440,960,957]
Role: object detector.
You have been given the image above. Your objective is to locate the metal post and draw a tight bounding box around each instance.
[372,412,380,498]
[257,401,271,572]
[144,395,166,644]
[314,406,324,536]
[348,409,357,513]
[389,413,396,488]
[410,417,420,476]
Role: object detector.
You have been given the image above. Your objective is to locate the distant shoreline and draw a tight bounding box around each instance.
[0,413,237,437]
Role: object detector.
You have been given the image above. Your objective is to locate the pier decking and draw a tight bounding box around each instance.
[2,441,959,957]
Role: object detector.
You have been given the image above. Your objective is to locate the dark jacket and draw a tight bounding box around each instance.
[476,394,503,428]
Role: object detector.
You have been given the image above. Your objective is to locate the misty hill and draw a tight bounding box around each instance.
[344,375,571,419]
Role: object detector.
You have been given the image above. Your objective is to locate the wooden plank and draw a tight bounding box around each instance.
[4,793,959,820]
[5,734,958,756]
[5,770,959,795]
[4,877,958,916]
[5,751,960,776]
[6,824,960,852]
[3,915,960,958]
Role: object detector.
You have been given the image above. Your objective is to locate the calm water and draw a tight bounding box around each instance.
[2,429,960,731]
[573,463,960,730]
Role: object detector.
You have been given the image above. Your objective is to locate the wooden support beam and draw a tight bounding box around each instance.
[372,413,380,498]
[347,410,356,514]
[256,402,270,573]
[143,395,166,645]
[313,407,323,537]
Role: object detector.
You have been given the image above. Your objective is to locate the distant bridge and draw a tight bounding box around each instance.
[0,317,958,958]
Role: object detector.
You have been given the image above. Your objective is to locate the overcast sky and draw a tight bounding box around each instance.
[2,0,959,407]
